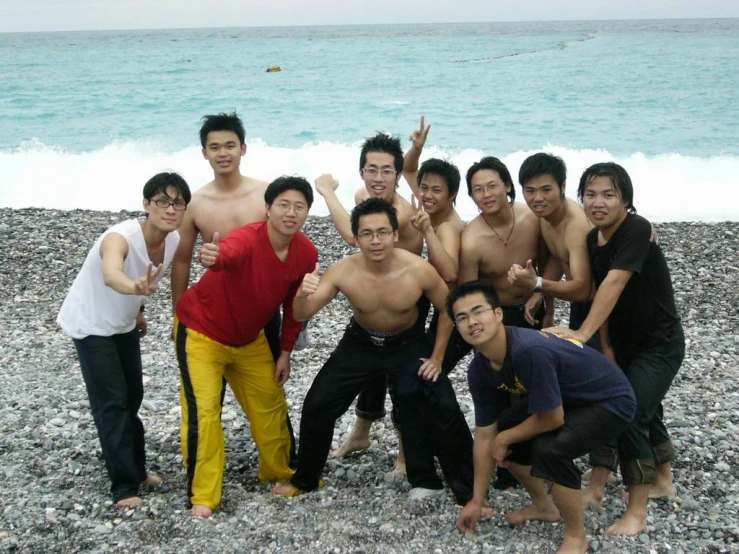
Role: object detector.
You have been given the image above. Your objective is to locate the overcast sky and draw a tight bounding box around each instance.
[1,0,737,33]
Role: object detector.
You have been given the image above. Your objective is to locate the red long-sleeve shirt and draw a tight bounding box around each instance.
[176,221,318,351]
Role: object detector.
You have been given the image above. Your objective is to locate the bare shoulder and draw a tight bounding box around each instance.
[563,199,592,240]
[461,216,486,245]
[513,201,537,223]
[244,175,269,191]
[354,188,369,204]
[438,212,464,235]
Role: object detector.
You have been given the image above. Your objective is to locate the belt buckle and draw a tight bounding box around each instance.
[370,336,385,347]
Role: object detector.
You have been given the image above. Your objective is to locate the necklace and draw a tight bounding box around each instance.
[483,207,516,246]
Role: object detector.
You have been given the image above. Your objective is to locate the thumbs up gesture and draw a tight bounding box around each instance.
[199,232,220,268]
[507,259,537,289]
[298,264,320,298]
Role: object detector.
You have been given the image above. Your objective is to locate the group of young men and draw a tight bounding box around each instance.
[58,113,684,554]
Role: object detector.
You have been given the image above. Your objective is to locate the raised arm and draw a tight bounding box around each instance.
[402,116,431,197]
[292,262,341,321]
[315,174,357,246]
[100,233,163,296]
[171,208,198,311]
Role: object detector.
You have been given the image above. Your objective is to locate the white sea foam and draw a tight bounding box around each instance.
[1,139,737,222]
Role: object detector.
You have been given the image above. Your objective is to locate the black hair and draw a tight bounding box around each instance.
[143,172,192,204]
[445,280,501,321]
[518,152,567,191]
[350,198,399,236]
[199,112,246,147]
[359,133,404,174]
[264,176,314,208]
[465,156,516,202]
[418,158,461,205]
[577,162,637,214]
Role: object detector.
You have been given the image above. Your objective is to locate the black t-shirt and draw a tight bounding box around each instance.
[467,327,636,427]
[588,213,680,361]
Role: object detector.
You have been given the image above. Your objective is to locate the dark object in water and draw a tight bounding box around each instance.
[266,65,282,73]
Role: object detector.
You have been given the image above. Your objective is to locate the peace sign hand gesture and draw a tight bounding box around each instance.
[409,116,431,151]
[410,194,431,233]
[132,262,164,296]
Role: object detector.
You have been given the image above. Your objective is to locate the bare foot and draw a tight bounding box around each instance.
[504,503,560,525]
[481,501,496,518]
[116,496,142,507]
[330,436,371,458]
[143,474,163,486]
[191,505,213,518]
[272,482,304,497]
[393,459,406,477]
[556,535,588,554]
[581,486,604,511]
[605,511,645,536]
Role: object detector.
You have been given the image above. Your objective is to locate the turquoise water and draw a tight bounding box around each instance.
[1,19,738,220]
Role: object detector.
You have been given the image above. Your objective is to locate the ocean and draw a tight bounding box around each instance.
[1,19,737,221]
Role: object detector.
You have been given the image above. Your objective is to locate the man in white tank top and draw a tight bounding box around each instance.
[57,172,191,507]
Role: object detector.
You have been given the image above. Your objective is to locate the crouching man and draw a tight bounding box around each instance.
[451,281,636,554]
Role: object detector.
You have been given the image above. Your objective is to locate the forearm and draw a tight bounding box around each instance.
[402,146,422,196]
[497,410,564,446]
[103,269,136,295]
[541,278,591,303]
[576,276,628,341]
[322,190,356,245]
[292,296,317,322]
[424,230,458,282]
[470,433,495,504]
[170,260,191,310]
[430,313,453,360]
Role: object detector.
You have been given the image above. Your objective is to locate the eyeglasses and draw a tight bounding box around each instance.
[274,201,308,214]
[357,229,393,241]
[362,167,397,178]
[471,183,505,196]
[454,307,494,326]
[151,198,187,211]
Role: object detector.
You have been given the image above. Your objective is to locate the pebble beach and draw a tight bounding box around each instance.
[1,208,738,554]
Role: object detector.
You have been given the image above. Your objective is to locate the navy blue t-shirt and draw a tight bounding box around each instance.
[468,327,636,427]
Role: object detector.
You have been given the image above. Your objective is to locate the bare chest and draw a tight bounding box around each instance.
[195,200,266,240]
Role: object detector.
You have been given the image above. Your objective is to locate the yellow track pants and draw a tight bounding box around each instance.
[175,320,293,510]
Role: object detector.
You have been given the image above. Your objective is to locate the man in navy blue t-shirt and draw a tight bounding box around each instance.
[449,280,635,554]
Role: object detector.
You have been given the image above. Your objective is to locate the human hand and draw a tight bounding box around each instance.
[132,262,163,296]
[418,356,442,381]
[456,501,482,532]
[523,292,543,326]
[410,195,432,233]
[274,353,291,386]
[199,232,220,268]
[507,259,537,290]
[315,174,339,196]
[409,116,431,151]
[135,311,148,337]
[297,264,320,297]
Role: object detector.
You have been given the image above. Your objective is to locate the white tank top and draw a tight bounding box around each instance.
[57,219,180,339]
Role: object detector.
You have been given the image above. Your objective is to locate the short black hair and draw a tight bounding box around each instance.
[350,198,399,236]
[465,156,516,202]
[359,133,404,174]
[446,280,501,321]
[577,162,637,214]
[265,176,314,207]
[518,152,566,190]
[199,112,245,147]
[143,172,192,204]
[418,158,461,205]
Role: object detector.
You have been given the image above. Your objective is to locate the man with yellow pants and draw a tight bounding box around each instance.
[174,176,318,517]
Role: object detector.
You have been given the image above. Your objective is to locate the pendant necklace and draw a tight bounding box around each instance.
[483,208,516,247]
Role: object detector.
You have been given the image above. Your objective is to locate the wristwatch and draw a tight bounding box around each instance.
[533,276,543,293]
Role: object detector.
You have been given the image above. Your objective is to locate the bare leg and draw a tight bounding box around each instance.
[191,505,214,518]
[581,467,611,510]
[648,462,675,499]
[503,462,560,525]
[330,417,372,458]
[116,496,142,507]
[582,468,615,482]
[551,484,588,554]
[606,484,649,536]
[393,432,406,476]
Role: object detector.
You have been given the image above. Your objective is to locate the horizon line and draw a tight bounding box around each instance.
[1,16,737,35]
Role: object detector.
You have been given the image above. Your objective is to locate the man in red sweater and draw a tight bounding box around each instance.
[174,176,318,517]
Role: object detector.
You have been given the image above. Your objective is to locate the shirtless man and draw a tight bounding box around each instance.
[273,199,473,505]
[506,153,596,346]
[317,132,423,467]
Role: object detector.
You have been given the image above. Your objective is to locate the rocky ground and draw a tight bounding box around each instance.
[0,208,737,554]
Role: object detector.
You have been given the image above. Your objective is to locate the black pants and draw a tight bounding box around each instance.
[501,403,631,490]
[73,329,146,502]
[590,324,684,485]
[291,320,474,504]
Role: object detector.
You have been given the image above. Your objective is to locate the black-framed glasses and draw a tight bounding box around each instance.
[454,307,494,326]
[357,229,393,241]
[151,198,187,211]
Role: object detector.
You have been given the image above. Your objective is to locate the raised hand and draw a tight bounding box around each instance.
[132,262,163,296]
[409,115,431,151]
[315,174,339,197]
[507,259,537,289]
[297,263,320,298]
[410,195,431,233]
[199,232,220,268]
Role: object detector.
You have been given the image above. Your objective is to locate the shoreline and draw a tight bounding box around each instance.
[0,209,737,553]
